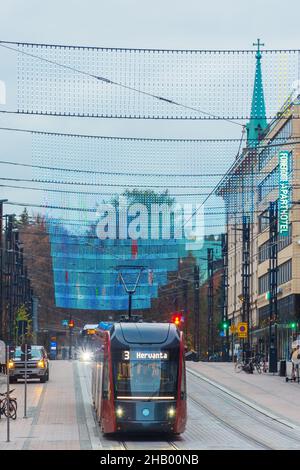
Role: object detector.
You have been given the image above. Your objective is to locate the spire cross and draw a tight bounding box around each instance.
[253,38,264,53]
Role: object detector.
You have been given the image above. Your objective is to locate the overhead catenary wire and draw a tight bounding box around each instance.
[0,42,243,126]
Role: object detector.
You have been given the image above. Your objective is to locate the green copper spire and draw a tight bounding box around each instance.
[246,39,268,147]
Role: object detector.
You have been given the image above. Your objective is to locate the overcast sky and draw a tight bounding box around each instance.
[0,0,299,218]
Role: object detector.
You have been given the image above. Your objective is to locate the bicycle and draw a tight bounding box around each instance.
[251,355,262,374]
[235,358,254,374]
[253,354,268,373]
[0,389,17,420]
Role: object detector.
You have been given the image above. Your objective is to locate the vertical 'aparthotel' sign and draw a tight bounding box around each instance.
[278,150,290,236]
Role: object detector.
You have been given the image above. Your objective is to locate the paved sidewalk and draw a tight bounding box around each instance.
[0,361,92,450]
[187,361,300,427]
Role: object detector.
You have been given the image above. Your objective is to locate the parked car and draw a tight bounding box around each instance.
[8,345,49,383]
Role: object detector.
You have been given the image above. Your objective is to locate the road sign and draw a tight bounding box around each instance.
[237,322,248,338]
[230,325,237,334]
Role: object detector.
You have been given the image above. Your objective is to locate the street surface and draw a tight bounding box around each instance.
[1,361,300,450]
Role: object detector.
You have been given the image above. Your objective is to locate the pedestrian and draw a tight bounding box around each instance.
[291,345,300,380]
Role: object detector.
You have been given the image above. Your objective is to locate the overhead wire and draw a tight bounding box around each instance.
[0,41,244,126]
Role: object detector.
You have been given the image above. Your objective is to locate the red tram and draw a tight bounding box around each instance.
[91,322,187,434]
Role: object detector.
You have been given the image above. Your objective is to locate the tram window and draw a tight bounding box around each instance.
[102,358,109,399]
[180,356,186,399]
[113,350,178,397]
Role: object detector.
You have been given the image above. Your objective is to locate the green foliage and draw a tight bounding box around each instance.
[14,304,33,345]
[18,208,30,226]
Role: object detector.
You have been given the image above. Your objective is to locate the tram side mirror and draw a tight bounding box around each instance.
[180,391,186,400]
[102,390,109,400]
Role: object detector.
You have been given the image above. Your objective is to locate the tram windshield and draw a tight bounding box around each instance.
[113,349,178,398]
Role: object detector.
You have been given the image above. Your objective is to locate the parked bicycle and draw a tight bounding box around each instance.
[0,389,17,420]
[252,353,268,373]
[235,358,254,374]
[235,354,267,374]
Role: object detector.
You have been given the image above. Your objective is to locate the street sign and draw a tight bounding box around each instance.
[230,325,237,334]
[278,150,290,236]
[237,322,248,338]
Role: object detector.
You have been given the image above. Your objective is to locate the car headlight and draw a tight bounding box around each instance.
[8,360,15,369]
[37,360,45,368]
[167,407,176,418]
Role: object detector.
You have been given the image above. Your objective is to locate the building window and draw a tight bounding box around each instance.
[259,272,269,295]
[258,294,295,323]
[258,166,279,203]
[278,259,292,286]
[258,225,292,263]
[258,241,269,264]
[258,209,269,233]
[258,259,292,294]
[259,119,292,170]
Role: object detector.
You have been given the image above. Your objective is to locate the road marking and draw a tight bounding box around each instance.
[187,367,299,430]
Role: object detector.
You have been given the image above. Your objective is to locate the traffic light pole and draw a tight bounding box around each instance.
[221,234,229,361]
[241,215,251,363]
[193,265,200,358]
[207,248,214,360]
[69,315,73,360]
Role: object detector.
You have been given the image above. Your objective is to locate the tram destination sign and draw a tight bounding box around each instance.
[122,350,169,361]
[278,150,290,236]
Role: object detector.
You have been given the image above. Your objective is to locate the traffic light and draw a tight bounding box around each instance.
[218,320,229,331]
[171,312,183,327]
[290,322,297,330]
[68,319,75,328]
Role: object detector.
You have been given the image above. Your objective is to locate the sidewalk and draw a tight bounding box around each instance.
[0,361,91,450]
[187,361,300,427]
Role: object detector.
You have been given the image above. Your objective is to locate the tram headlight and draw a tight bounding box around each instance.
[167,407,176,418]
[116,406,124,418]
[81,351,93,362]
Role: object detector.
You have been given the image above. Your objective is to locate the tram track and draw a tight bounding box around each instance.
[187,370,300,450]
[118,439,179,451]
[188,393,273,450]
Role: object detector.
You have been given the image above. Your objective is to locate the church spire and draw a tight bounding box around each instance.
[246,39,268,147]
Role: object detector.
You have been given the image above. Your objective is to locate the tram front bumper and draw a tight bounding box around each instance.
[115,400,177,433]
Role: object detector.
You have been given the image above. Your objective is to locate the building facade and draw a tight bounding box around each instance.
[217,42,300,360]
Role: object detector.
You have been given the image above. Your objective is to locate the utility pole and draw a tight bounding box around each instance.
[5,215,14,344]
[193,264,200,359]
[207,248,214,360]
[242,215,251,358]
[221,233,229,361]
[268,201,278,373]
[69,315,74,360]
[0,200,8,339]
[183,277,188,339]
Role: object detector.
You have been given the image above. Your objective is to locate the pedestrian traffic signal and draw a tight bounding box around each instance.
[68,319,75,328]
[171,312,183,327]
